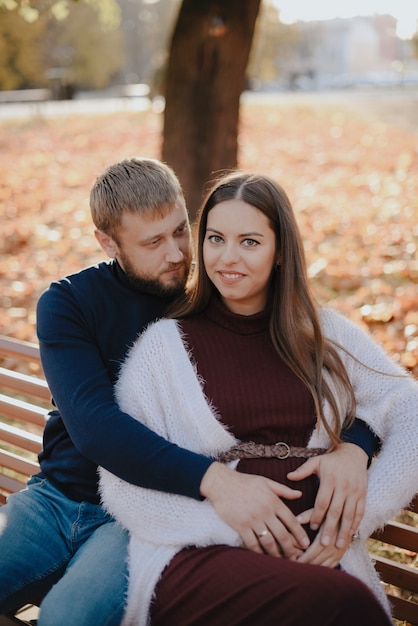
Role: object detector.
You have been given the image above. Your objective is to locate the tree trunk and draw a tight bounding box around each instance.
[162,0,261,221]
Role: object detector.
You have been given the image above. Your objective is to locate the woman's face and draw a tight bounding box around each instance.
[203,199,278,315]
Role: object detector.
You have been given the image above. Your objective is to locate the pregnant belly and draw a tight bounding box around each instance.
[237,457,320,542]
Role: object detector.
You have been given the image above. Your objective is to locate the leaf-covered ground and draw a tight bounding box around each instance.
[1,91,417,377]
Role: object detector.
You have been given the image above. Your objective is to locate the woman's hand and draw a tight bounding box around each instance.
[287,442,368,549]
[295,509,348,567]
[200,462,310,559]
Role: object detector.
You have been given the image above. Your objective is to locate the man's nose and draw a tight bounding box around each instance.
[165,239,184,263]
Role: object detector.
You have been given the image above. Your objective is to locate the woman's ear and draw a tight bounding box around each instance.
[94,229,119,259]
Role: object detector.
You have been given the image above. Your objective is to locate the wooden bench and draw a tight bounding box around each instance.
[0,89,51,104]
[370,498,418,625]
[0,336,49,505]
[0,334,417,625]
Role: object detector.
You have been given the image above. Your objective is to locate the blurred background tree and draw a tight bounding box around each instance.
[43,1,124,96]
[0,0,123,93]
[162,0,261,217]
[247,1,298,89]
[0,6,47,89]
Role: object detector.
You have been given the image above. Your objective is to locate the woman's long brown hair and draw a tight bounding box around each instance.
[169,171,356,445]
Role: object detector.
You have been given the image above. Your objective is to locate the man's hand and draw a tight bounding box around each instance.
[287,443,368,550]
[200,462,310,559]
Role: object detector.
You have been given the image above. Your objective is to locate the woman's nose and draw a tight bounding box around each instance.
[221,244,239,264]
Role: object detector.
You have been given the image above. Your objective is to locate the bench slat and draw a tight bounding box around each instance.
[0,368,50,402]
[386,594,418,626]
[0,422,43,453]
[0,448,39,476]
[0,336,41,362]
[374,555,418,594]
[0,393,47,428]
[0,473,28,503]
[371,520,418,553]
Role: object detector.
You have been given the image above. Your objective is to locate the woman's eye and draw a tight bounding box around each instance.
[243,238,258,247]
[208,235,223,244]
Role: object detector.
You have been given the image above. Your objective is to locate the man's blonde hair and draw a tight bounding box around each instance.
[90,157,184,236]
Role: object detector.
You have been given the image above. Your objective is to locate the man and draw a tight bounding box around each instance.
[0,157,377,625]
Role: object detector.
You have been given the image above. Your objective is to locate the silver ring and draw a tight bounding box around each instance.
[352,532,359,541]
[257,529,268,538]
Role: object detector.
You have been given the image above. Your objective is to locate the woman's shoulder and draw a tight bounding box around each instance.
[318,307,375,351]
[319,306,413,378]
[319,306,356,336]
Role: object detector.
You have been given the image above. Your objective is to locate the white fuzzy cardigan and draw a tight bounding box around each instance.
[100,307,418,626]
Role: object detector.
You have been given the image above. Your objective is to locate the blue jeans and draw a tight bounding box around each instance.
[0,476,129,626]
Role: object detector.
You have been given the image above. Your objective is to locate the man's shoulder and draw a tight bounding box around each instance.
[37,259,168,332]
[37,260,118,315]
[40,260,117,297]
[56,260,113,287]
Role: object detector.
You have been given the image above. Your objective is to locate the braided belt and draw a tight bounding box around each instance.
[218,441,327,463]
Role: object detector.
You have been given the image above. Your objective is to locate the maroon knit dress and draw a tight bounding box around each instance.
[150,297,391,626]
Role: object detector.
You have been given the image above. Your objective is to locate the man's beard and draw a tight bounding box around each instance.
[120,254,190,299]
[125,270,186,298]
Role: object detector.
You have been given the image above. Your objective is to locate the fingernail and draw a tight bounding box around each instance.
[337,538,346,549]
[310,523,319,531]
[302,537,310,547]
[321,535,330,546]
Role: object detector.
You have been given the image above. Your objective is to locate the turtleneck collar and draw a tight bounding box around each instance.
[111,258,132,288]
[110,258,173,307]
[204,295,271,335]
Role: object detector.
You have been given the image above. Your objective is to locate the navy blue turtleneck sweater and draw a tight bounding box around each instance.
[36,259,378,504]
[36,259,213,503]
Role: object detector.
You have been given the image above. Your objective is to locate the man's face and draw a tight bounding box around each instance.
[100,199,192,298]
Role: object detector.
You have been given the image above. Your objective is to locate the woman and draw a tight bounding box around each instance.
[100,172,418,625]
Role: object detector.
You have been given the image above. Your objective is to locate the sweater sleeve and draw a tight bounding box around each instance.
[322,308,418,536]
[36,279,213,500]
[340,419,380,466]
